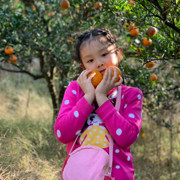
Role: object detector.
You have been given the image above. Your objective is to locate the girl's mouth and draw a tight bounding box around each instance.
[100,69,105,75]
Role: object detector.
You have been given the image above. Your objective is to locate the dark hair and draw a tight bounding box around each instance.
[75,28,117,63]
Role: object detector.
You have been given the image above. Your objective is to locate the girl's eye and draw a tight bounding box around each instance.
[102,52,109,57]
[87,59,93,63]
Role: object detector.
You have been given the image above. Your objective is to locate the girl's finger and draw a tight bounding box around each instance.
[112,67,117,82]
[114,77,123,86]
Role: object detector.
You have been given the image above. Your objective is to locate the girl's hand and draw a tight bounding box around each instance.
[95,67,123,106]
[77,70,95,105]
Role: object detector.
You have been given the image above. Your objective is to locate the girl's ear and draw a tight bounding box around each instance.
[79,63,85,70]
[117,47,123,62]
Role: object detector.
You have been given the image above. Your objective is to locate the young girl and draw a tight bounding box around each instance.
[54,28,143,180]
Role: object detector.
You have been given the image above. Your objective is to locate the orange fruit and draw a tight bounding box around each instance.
[130,28,139,37]
[60,0,70,9]
[129,0,135,6]
[137,48,142,55]
[67,38,72,44]
[87,70,103,88]
[145,61,155,68]
[22,9,26,14]
[142,38,152,46]
[94,2,102,9]
[30,5,36,11]
[7,55,18,64]
[150,74,158,81]
[103,66,122,82]
[123,23,127,28]
[4,46,14,55]
[128,22,135,31]
[146,27,158,37]
[49,12,55,17]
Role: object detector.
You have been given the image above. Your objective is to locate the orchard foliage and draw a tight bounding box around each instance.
[0,0,179,127]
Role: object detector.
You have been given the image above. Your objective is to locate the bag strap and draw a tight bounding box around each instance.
[69,85,122,174]
[107,85,121,175]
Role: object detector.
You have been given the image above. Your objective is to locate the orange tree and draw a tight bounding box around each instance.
[0,0,179,129]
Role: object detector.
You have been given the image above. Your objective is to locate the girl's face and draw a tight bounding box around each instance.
[80,36,122,75]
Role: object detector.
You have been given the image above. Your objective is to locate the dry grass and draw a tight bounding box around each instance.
[0,72,179,180]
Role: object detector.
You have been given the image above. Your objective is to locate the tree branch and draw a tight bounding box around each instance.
[0,65,44,80]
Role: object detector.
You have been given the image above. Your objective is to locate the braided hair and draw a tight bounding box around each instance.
[75,28,117,63]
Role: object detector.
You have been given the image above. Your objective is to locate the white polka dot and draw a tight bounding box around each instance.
[96,141,99,144]
[100,126,106,129]
[72,90,77,95]
[124,104,127,109]
[93,129,96,131]
[137,94,141,99]
[115,149,120,153]
[116,128,122,136]
[97,136,99,138]
[104,143,107,146]
[127,156,130,161]
[129,113,135,118]
[122,95,124,99]
[104,139,107,141]
[100,131,103,133]
[74,111,79,117]
[88,138,91,141]
[57,130,61,138]
[64,100,69,105]
[116,165,120,169]
[76,130,81,135]
[80,138,83,141]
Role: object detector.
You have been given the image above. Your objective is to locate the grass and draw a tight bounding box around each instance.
[0,72,179,180]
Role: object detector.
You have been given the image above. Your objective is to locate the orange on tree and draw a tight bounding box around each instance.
[142,38,152,46]
[4,46,14,55]
[60,0,70,9]
[130,28,139,37]
[147,27,158,37]
[145,61,155,68]
[30,4,36,11]
[123,23,127,28]
[129,0,135,6]
[103,66,122,82]
[94,2,102,9]
[128,22,135,31]
[150,74,158,81]
[22,9,26,14]
[7,55,18,64]
[87,70,103,88]
[137,48,142,55]
[49,12,55,17]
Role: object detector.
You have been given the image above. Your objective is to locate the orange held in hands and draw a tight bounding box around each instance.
[4,46,14,55]
[87,70,103,88]
[103,66,122,82]
[60,0,70,9]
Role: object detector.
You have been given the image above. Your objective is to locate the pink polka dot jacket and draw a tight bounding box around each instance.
[54,81,143,180]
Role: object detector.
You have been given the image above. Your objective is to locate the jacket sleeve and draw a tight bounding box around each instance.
[96,87,143,149]
[54,81,95,144]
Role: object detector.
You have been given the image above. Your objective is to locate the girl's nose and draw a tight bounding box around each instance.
[97,60,104,68]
